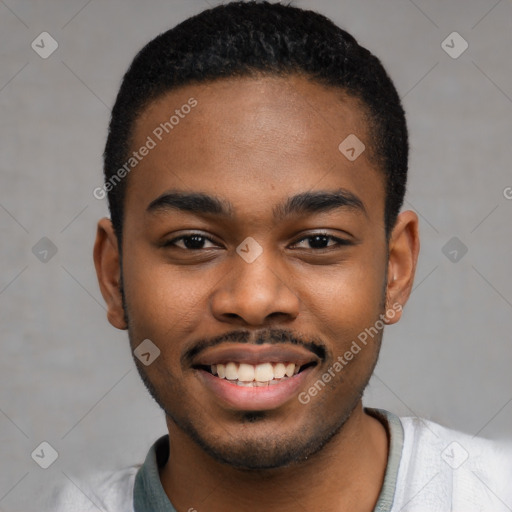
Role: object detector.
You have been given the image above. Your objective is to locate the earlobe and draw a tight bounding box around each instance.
[384,210,420,325]
[93,218,128,330]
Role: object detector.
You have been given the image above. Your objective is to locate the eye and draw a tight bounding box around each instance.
[292,233,351,250]
[163,233,218,250]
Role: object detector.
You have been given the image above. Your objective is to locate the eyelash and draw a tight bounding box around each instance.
[162,232,351,251]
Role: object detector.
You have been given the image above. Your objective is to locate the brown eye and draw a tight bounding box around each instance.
[164,234,217,250]
[293,233,351,250]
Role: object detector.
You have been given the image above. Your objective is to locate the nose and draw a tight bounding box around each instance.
[210,245,301,327]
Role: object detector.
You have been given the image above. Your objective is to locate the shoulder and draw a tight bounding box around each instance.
[394,415,512,511]
[45,464,140,512]
[400,415,512,472]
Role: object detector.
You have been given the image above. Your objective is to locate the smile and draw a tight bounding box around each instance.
[191,344,320,410]
[200,361,316,387]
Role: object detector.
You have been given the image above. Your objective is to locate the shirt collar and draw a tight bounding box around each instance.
[366,407,405,511]
[133,407,404,512]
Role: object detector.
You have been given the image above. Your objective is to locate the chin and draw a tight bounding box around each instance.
[170,402,358,471]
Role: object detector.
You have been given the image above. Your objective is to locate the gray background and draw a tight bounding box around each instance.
[0,0,511,510]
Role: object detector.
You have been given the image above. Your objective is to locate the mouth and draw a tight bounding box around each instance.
[193,361,317,387]
[190,343,320,410]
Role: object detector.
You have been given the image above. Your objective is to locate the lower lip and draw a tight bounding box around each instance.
[197,366,315,411]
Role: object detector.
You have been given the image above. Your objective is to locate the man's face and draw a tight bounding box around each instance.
[116,75,391,469]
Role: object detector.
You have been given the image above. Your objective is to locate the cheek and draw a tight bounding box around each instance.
[121,248,212,342]
[302,252,386,320]
[297,249,386,360]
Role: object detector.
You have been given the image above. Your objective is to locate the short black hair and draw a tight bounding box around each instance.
[103,0,408,245]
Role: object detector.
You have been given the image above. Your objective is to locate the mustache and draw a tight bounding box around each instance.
[182,327,326,366]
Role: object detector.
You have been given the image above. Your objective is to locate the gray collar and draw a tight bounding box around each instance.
[133,407,404,512]
[367,408,405,511]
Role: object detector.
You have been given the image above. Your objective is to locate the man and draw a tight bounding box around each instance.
[50,1,512,511]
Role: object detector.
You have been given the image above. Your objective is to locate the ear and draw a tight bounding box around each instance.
[384,210,420,324]
[93,217,127,330]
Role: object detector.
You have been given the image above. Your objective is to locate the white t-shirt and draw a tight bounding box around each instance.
[46,408,512,511]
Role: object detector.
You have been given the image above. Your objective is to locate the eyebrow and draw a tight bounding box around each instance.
[146,188,367,220]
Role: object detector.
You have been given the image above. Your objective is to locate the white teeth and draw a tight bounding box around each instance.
[236,380,257,387]
[274,363,286,379]
[209,362,301,384]
[254,362,274,382]
[238,363,255,382]
[236,380,269,387]
[285,363,295,377]
[225,362,238,380]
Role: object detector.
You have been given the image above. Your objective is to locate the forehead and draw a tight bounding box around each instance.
[134,73,372,156]
[126,74,384,224]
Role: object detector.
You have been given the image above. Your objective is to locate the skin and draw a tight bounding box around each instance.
[94,74,419,512]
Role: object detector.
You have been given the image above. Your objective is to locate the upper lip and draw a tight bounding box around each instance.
[191,343,320,367]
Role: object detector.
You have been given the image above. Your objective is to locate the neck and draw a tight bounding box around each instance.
[159,403,389,512]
